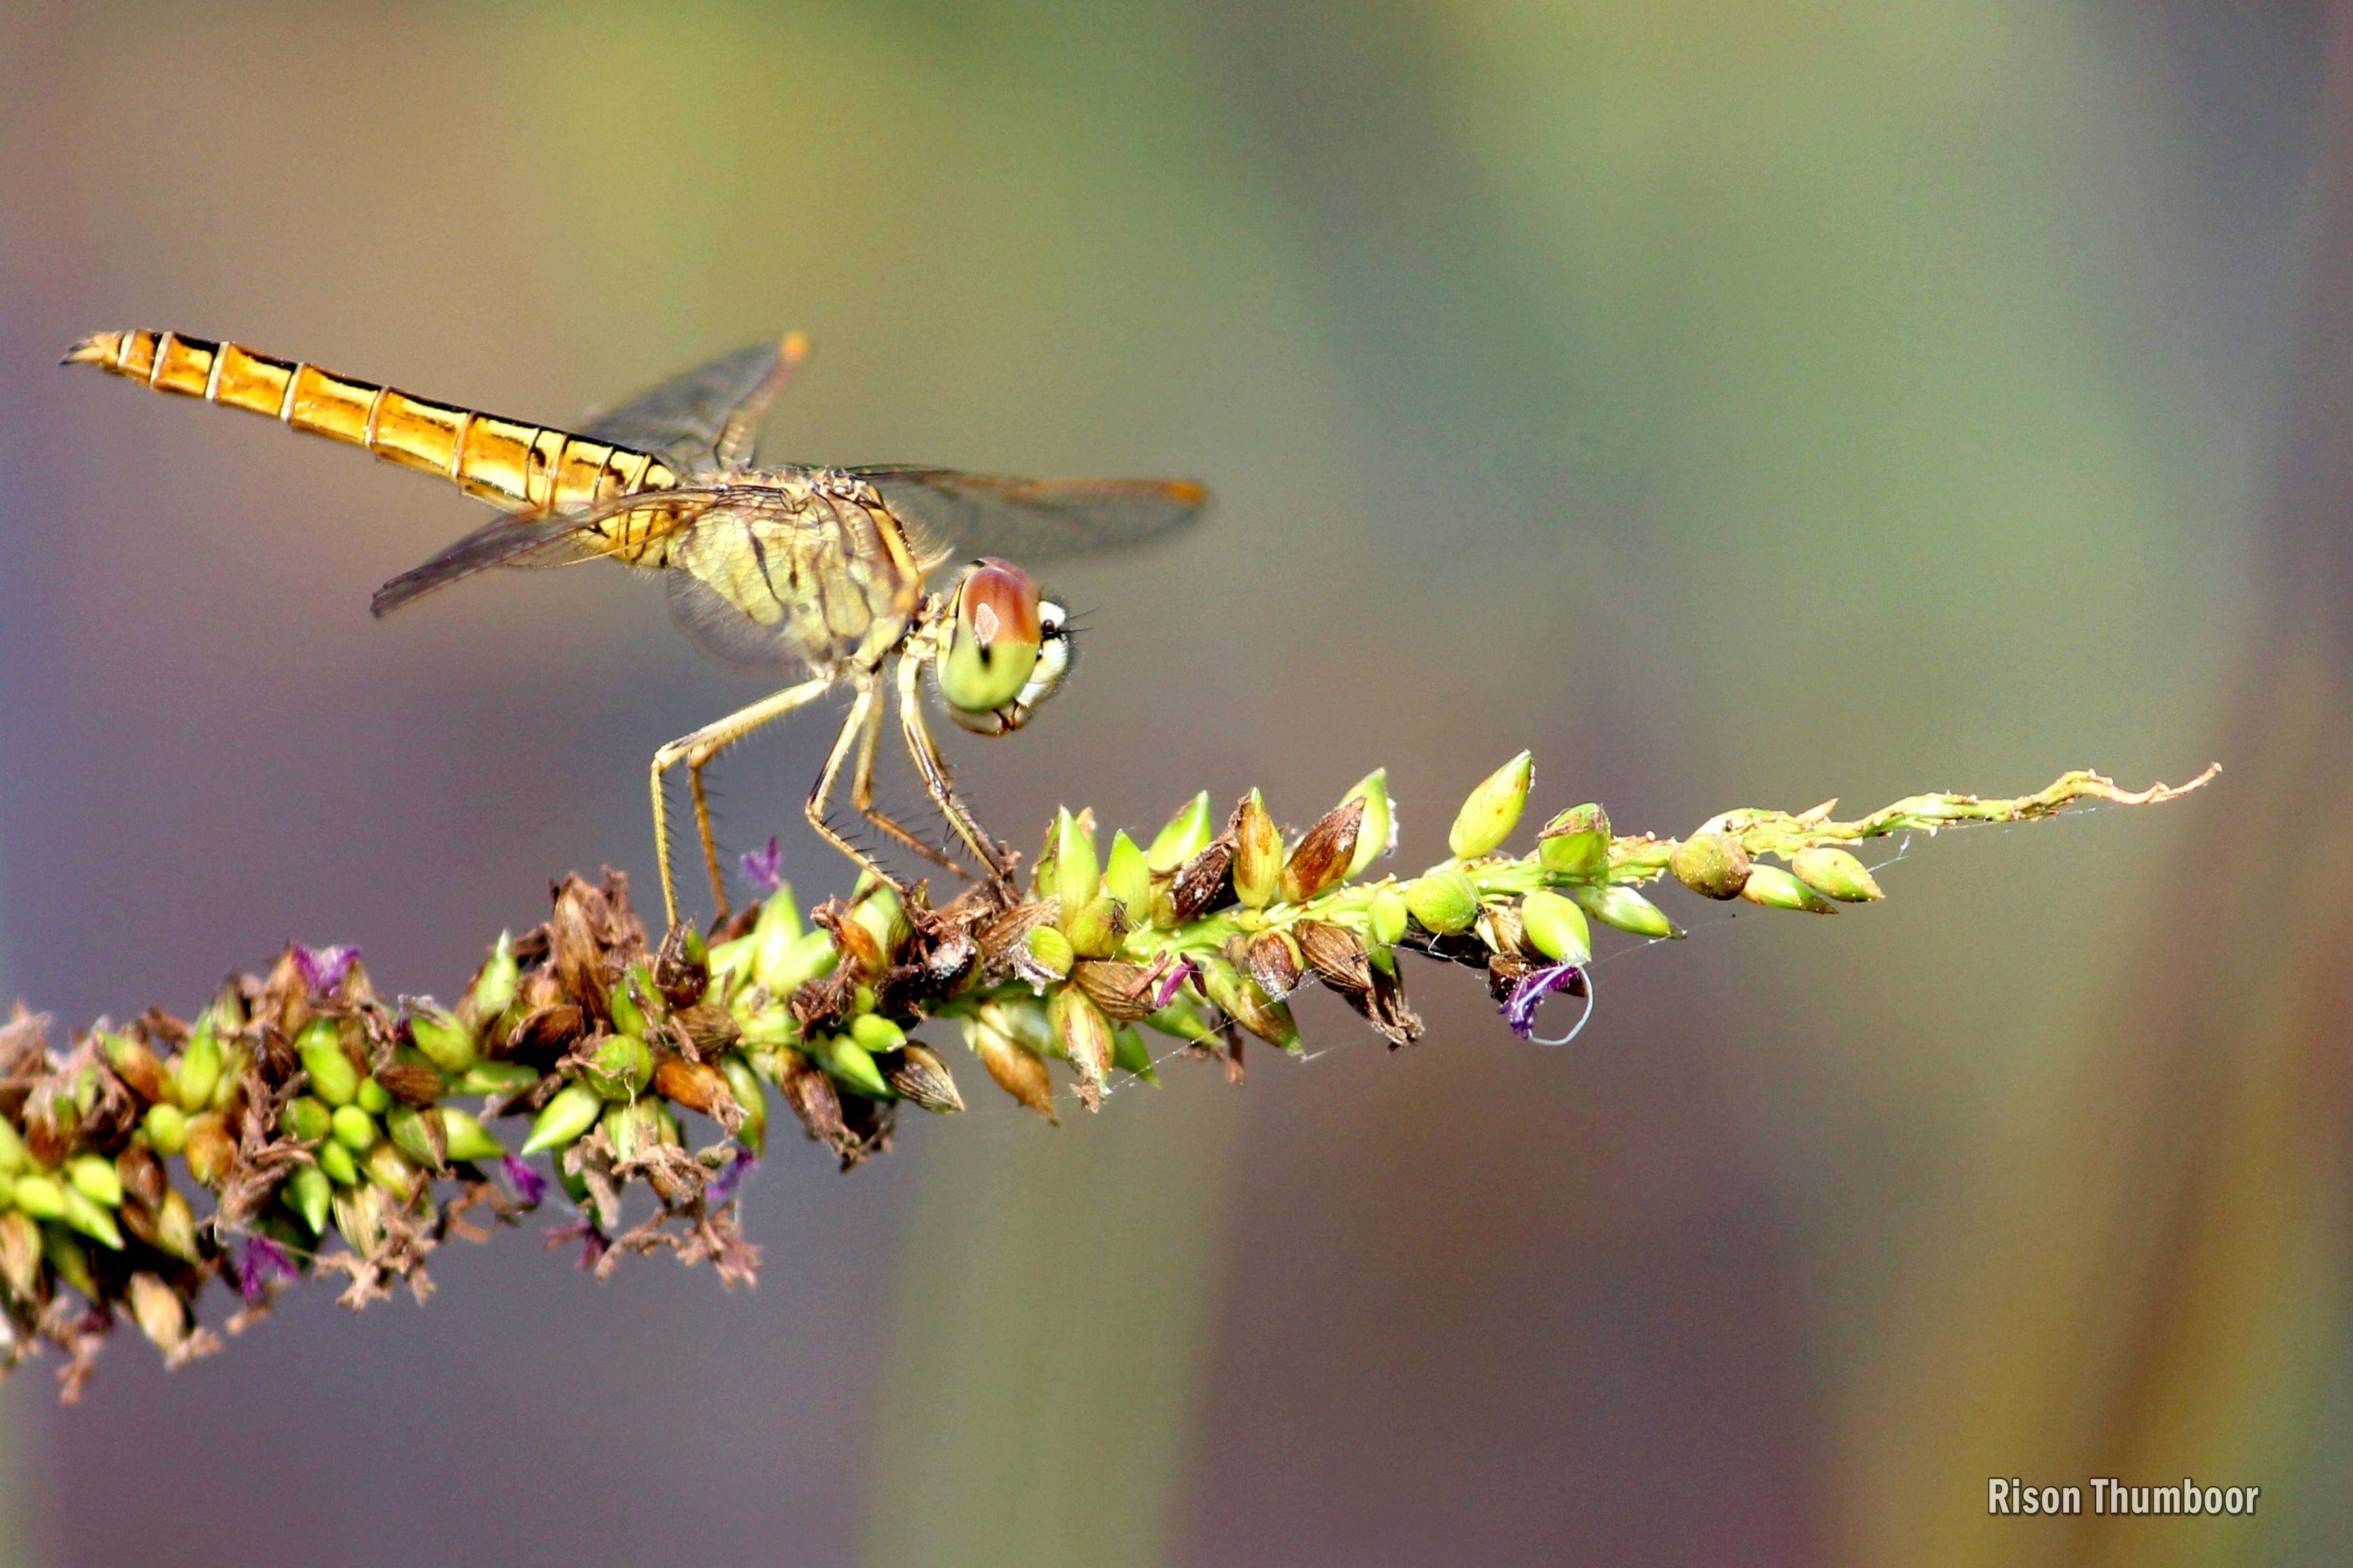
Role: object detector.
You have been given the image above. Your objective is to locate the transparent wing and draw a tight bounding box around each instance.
[848,467,1208,563]
[580,335,804,473]
[371,490,718,618]
[665,570,809,673]
[661,495,829,673]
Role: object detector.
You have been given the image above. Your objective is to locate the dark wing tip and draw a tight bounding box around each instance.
[369,574,427,619]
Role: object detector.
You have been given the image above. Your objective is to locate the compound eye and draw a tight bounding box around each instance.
[938,559,1042,716]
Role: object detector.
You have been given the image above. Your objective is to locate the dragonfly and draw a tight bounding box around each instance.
[63,328,1207,928]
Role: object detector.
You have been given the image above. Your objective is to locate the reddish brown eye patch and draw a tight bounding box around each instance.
[957,559,1042,650]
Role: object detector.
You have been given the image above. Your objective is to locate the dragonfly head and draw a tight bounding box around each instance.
[939,559,1071,736]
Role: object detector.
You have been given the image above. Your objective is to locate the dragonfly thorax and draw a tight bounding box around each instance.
[661,467,929,676]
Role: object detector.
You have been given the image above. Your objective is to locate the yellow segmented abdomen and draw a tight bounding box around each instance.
[64,329,686,559]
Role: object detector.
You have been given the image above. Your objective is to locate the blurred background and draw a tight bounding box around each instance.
[0,1,2345,1563]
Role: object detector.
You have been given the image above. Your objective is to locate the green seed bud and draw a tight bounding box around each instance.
[1031,816,1060,901]
[1740,863,1838,913]
[210,1045,248,1111]
[332,1184,388,1255]
[1405,867,1480,934]
[1369,884,1410,946]
[1063,894,1126,961]
[1669,832,1751,900]
[735,1008,795,1052]
[1341,769,1395,878]
[286,1164,331,1233]
[152,1189,200,1262]
[0,1117,22,1177]
[59,1187,122,1250]
[814,1036,893,1100]
[1110,1024,1158,1084]
[468,931,522,1021]
[297,1020,359,1107]
[1231,790,1283,909]
[455,1059,541,1098]
[1570,882,1681,939]
[1791,846,1884,903]
[751,905,803,997]
[1519,890,1594,966]
[977,995,1058,1058]
[385,1105,442,1168]
[141,1101,189,1157]
[1537,803,1612,880]
[439,1107,505,1163]
[173,1021,224,1112]
[608,966,654,1038]
[409,1004,478,1075]
[355,1076,392,1115]
[1026,924,1076,980]
[365,1142,426,1203]
[67,1154,122,1209]
[329,1104,377,1152]
[1198,958,1301,1052]
[583,1033,655,1101]
[1105,830,1152,918]
[765,928,840,995]
[1052,807,1103,924]
[522,1082,604,1156]
[1146,791,1214,872]
[721,1056,769,1156]
[854,888,912,963]
[10,1174,66,1222]
[601,1099,662,1164]
[1144,997,1218,1045]
[851,1014,907,1055]
[1449,750,1533,859]
[1050,984,1115,1104]
[707,933,758,1000]
[317,1139,360,1188]
[752,882,804,944]
[43,1224,97,1297]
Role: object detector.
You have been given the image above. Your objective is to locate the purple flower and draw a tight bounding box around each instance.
[1501,963,1595,1046]
[295,944,360,995]
[1150,957,1198,1010]
[499,1153,548,1208]
[739,836,786,893]
[236,1236,299,1303]
[708,1152,758,1209]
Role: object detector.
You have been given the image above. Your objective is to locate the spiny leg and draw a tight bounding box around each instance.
[690,767,725,919]
[850,685,973,878]
[894,645,1014,881]
[650,675,833,929]
[803,678,907,893]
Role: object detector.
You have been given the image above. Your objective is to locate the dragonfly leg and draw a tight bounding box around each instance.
[650,674,834,929]
[893,646,1016,882]
[850,690,973,878]
[804,678,909,895]
[688,768,726,921]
